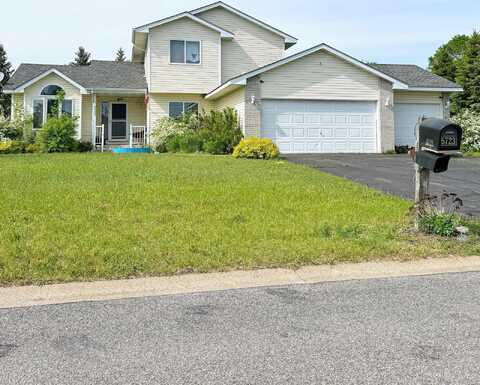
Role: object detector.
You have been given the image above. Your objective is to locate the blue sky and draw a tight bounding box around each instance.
[1,0,479,69]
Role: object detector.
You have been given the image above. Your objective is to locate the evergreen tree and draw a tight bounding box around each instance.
[0,44,13,116]
[72,46,91,66]
[115,47,127,62]
[457,31,480,113]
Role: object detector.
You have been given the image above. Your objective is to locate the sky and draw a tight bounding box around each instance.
[1,0,479,70]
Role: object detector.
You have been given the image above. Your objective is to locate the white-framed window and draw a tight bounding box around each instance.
[32,85,74,129]
[169,40,201,64]
[168,102,199,118]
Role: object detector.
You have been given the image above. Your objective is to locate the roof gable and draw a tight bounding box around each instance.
[191,1,297,47]
[133,11,234,38]
[12,69,88,94]
[206,43,409,99]
[4,61,147,93]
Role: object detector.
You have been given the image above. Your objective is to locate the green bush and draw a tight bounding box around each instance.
[452,109,480,152]
[152,108,242,155]
[0,140,25,154]
[36,115,78,153]
[198,108,242,154]
[149,116,191,153]
[0,112,33,141]
[232,137,280,159]
[74,141,94,152]
[419,213,460,237]
[418,193,463,237]
[25,143,41,153]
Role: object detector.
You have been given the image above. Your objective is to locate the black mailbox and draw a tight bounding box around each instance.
[419,118,462,152]
[416,150,451,173]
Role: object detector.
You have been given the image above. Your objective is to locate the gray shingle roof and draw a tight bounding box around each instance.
[4,60,147,91]
[369,64,461,89]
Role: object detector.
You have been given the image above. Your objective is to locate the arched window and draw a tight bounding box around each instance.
[40,85,64,96]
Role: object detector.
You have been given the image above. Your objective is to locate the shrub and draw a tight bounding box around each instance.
[418,192,463,237]
[0,140,25,154]
[451,109,480,152]
[178,131,203,153]
[233,137,280,159]
[0,112,33,141]
[36,115,78,153]
[165,134,182,153]
[198,108,242,154]
[25,143,41,153]
[149,116,190,152]
[74,141,94,152]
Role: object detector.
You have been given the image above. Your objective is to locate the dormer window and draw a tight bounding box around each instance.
[170,40,201,64]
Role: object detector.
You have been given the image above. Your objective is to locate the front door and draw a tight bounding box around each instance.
[110,103,127,140]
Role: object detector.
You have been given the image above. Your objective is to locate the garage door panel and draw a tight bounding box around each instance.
[394,103,442,147]
[261,100,378,154]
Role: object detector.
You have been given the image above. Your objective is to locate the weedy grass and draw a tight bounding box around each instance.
[1,153,478,285]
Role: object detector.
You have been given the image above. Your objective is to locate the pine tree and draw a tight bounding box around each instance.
[115,47,127,62]
[72,46,91,66]
[0,44,13,116]
[457,31,480,113]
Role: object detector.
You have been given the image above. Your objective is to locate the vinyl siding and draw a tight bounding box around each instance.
[11,93,24,116]
[149,93,212,126]
[81,95,92,142]
[81,95,146,142]
[149,17,221,93]
[258,51,380,100]
[394,91,442,104]
[196,7,285,82]
[23,73,82,134]
[213,87,245,131]
[145,37,151,88]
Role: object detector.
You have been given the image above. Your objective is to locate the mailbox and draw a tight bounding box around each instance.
[415,150,451,173]
[419,118,462,152]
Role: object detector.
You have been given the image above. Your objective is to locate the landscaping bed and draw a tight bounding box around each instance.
[0,153,478,285]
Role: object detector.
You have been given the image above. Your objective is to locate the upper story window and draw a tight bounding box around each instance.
[41,85,64,96]
[170,40,201,64]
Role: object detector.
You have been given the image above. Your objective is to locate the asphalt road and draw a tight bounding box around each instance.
[283,154,480,217]
[2,272,480,384]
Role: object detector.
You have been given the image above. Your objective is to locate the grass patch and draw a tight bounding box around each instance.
[464,151,480,158]
[0,153,478,285]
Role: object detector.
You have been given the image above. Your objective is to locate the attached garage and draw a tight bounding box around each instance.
[261,100,377,154]
[394,103,443,147]
[206,45,463,154]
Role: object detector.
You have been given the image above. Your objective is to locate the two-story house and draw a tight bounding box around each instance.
[4,1,462,153]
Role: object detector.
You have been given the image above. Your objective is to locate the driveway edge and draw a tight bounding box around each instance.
[1,256,480,309]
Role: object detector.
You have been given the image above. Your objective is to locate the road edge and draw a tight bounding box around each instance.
[1,255,480,309]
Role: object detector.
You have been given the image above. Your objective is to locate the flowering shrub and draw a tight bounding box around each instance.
[149,116,190,153]
[232,137,279,159]
[452,109,480,152]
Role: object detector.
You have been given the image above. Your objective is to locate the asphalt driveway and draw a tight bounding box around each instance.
[284,154,480,217]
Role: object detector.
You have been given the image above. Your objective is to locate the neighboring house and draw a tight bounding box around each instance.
[4,1,462,154]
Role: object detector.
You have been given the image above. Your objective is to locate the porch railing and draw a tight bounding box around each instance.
[129,125,148,147]
[94,124,105,152]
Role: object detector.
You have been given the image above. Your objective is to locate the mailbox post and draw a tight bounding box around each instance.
[414,117,462,226]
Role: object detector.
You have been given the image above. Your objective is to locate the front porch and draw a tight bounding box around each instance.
[82,92,148,151]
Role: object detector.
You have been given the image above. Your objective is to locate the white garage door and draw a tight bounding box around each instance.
[261,100,377,154]
[394,103,443,147]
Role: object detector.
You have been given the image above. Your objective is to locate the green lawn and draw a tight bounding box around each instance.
[0,153,478,285]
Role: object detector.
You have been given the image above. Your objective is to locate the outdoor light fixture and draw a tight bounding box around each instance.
[250,95,256,105]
